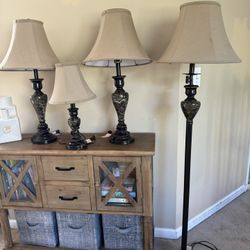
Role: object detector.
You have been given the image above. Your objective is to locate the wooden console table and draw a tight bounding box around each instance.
[0,133,155,250]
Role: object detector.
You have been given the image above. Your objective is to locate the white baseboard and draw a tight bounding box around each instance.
[155,184,248,239]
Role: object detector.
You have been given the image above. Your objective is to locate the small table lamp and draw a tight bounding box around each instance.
[158,1,241,250]
[83,8,152,145]
[0,19,59,144]
[49,63,96,150]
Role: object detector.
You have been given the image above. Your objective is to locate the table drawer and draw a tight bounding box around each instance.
[45,183,91,210]
[42,156,89,181]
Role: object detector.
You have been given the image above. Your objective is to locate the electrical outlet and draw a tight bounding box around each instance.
[193,67,201,86]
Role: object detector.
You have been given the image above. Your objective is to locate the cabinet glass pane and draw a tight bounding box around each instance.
[10,186,32,202]
[99,161,137,206]
[0,159,36,202]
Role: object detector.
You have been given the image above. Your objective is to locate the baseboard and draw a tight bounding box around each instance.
[155,184,248,239]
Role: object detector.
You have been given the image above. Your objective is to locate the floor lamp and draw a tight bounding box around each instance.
[158,2,241,249]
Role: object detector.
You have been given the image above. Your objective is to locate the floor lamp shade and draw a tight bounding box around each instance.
[158,1,241,64]
[83,8,151,67]
[49,63,96,105]
[0,19,58,70]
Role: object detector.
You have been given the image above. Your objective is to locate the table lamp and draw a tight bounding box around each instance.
[158,1,241,250]
[49,63,96,150]
[0,19,59,144]
[83,8,152,145]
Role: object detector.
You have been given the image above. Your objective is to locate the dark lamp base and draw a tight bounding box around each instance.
[66,139,88,150]
[30,69,56,145]
[110,130,134,145]
[67,103,88,150]
[31,131,57,145]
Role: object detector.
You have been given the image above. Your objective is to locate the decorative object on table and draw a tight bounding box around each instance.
[83,8,152,145]
[15,210,58,247]
[0,96,21,143]
[158,2,241,250]
[102,214,143,250]
[49,63,96,150]
[0,19,59,144]
[56,212,101,250]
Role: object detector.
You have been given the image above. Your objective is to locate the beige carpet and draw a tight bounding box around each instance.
[0,191,249,249]
[155,191,250,249]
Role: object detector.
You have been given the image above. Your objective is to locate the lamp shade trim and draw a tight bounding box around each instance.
[84,59,152,67]
[180,1,221,8]
[15,19,43,24]
[102,8,130,15]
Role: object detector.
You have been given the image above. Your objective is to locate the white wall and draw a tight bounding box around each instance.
[0,0,249,233]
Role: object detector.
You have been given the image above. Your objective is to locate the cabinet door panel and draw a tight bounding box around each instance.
[0,156,42,207]
[94,156,142,213]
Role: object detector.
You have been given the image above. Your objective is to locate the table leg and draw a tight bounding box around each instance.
[0,209,13,249]
[144,216,153,250]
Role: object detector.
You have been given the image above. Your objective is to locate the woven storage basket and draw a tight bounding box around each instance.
[56,212,101,250]
[15,210,58,247]
[102,214,143,250]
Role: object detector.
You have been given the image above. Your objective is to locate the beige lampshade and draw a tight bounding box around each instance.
[49,63,96,105]
[159,1,241,64]
[83,8,152,67]
[0,19,59,71]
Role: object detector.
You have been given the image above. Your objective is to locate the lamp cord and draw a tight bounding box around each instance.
[190,240,218,250]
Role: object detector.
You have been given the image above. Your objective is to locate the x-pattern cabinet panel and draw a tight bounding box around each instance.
[0,156,42,208]
[94,156,143,213]
[0,133,155,250]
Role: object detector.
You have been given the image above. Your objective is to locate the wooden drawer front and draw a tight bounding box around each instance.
[45,183,91,210]
[42,157,89,181]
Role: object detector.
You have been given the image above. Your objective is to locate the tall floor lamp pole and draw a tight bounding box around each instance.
[181,63,200,250]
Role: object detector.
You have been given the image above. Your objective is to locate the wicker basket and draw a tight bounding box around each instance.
[102,214,143,249]
[56,212,101,250]
[15,210,58,247]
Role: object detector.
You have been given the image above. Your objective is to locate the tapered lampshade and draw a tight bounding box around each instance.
[83,8,151,67]
[0,19,59,70]
[159,1,241,64]
[49,63,96,105]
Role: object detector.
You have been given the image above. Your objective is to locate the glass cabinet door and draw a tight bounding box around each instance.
[94,157,142,213]
[0,156,41,207]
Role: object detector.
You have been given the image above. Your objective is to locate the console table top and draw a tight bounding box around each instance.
[0,133,155,156]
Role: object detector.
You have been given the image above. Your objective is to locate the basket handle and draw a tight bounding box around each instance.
[68,225,84,231]
[114,226,135,234]
[26,222,41,229]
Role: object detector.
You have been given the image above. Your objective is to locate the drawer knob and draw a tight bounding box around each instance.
[59,196,78,201]
[55,166,75,171]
